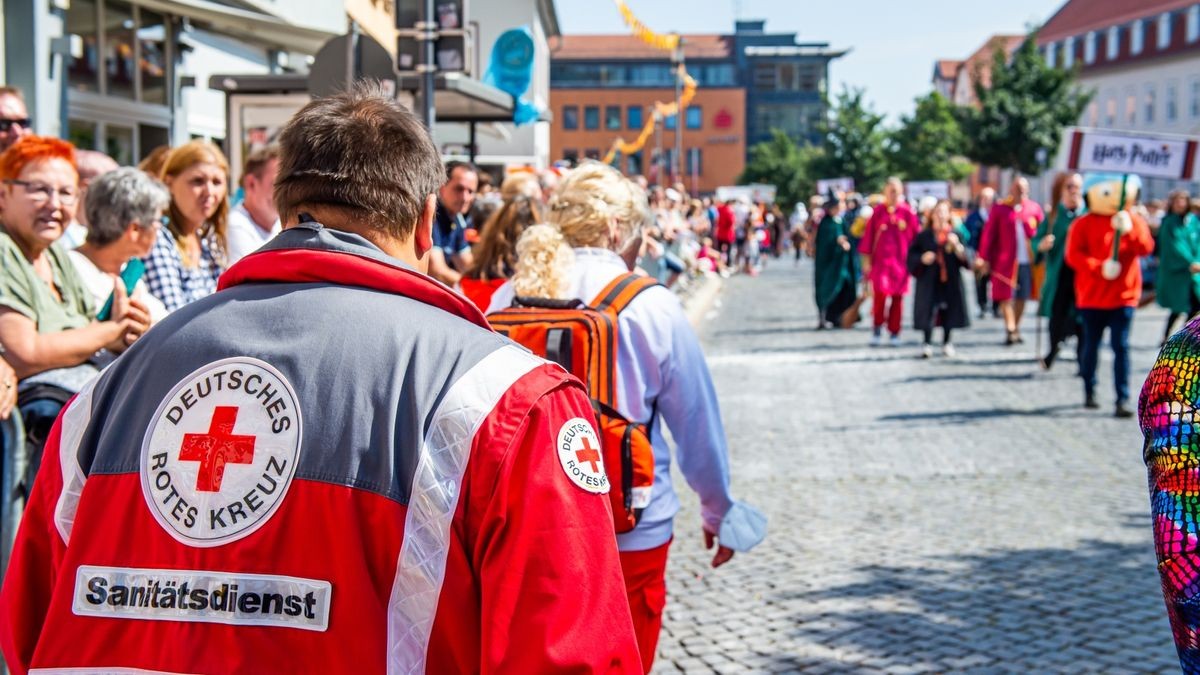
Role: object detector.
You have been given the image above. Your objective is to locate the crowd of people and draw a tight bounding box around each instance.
[799,171,1195,419]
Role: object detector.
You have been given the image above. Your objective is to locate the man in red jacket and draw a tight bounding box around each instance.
[1065,173,1155,418]
[0,83,640,674]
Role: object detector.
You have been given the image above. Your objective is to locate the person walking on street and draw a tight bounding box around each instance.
[908,199,970,358]
[813,192,856,329]
[1156,189,1200,343]
[1065,172,1155,417]
[978,177,1044,345]
[859,177,919,346]
[1035,172,1086,370]
[964,187,995,318]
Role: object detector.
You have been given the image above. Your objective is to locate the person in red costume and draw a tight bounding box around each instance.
[858,177,919,346]
[1066,172,1155,418]
[976,177,1045,345]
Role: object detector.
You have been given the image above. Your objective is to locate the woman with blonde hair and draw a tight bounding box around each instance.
[143,139,229,312]
[488,161,764,673]
[460,173,543,311]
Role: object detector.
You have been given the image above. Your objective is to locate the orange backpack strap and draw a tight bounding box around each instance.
[592,272,660,314]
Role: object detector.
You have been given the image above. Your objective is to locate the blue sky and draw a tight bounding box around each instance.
[557,0,1062,122]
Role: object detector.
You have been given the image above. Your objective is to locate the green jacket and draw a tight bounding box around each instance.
[814,214,855,308]
[1157,212,1200,314]
[1033,203,1085,318]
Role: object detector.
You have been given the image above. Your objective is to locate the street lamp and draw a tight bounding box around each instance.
[671,34,684,187]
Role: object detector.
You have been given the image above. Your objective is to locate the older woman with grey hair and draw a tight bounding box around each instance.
[68,166,170,323]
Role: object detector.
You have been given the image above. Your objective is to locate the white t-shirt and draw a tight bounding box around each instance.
[67,250,169,323]
[227,204,281,264]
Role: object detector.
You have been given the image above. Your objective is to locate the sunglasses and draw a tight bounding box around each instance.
[0,118,30,133]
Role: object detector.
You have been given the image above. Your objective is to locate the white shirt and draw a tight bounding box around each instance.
[226,204,281,264]
[68,249,169,323]
[489,247,738,551]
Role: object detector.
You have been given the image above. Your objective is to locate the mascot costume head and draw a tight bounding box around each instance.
[1084,172,1142,280]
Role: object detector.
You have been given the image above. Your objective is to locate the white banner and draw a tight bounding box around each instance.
[716,184,777,204]
[905,181,951,201]
[1072,130,1195,179]
[816,177,855,196]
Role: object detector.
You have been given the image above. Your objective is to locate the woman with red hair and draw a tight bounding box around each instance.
[0,136,150,448]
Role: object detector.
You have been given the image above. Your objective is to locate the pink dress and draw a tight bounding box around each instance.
[858,203,919,296]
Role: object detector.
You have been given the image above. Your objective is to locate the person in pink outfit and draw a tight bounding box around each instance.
[859,177,919,346]
[977,177,1045,345]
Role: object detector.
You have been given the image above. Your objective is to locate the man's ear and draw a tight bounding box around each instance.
[414,194,436,259]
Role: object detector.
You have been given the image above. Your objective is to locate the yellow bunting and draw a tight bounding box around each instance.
[614,0,680,52]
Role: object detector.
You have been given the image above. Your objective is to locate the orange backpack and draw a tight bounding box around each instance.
[487,273,658,533]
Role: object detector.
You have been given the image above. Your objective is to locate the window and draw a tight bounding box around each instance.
[1191,78,1200,118]
[584,106,599,130]
[626,151,642,176]
[562,148,579,164]
[664,113,677,131]
[629,64,672,86]
[1168,81,1179,122]
[1087,101,1099,126]
[753,64,776,90]
[1132,19,1145,55]
[562,105,579,130]
[1190,5,1200,43]
[1085,32,1097,64]
[627,105,643,130]
[1145,84,1157,124]
[1063,36,1075,68]
[584,148,601,160]
[703,64,736,86]
[1126,87,1137,125]
[605,105,621,130]
[67,0,100,92]
[685,106,702,130]
[1159,12,1173,50]
[1105,96,1117,126]
[1045,42,1057,67]
[685,148,703,176]
[105,1,136,100]
[1107,26,1121,60]
[138,9,168,105]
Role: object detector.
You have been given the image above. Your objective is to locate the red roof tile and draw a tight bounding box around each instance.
[551,34,733,60]
[934,59,962,80]
[1038,0,1195,43]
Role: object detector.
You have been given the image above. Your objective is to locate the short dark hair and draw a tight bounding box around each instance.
[445,160,478,182]
[274,82,444,238]
[241,145,280,187]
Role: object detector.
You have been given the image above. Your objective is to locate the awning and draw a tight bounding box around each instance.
[133,0,339,54]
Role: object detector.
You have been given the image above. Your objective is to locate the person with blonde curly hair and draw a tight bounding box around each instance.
[489,161,765,673]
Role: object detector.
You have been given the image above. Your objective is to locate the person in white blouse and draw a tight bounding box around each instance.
[226,145,281,263]
[68,167,169,323]
[488,162,765,673]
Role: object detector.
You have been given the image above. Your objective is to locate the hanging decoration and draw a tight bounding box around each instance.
[601,1,698,166]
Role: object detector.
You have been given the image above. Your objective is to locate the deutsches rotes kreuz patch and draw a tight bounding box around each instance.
[140,357,302,547]
[556,418,609,494]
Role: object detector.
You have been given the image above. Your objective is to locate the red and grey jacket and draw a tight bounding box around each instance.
[0,223,641,674]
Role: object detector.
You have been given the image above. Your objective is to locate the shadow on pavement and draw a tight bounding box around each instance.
[770,523,1178,672]
[890,372,1037,384]
[876,404,1089,425]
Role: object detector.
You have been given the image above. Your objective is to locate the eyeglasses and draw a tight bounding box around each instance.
[137,215,169,231]
[4,179,80,206]
[0,118,30,133]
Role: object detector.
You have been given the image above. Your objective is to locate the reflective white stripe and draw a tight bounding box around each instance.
[386,344,542,675]
[53,377,99,544]
[31,662,196,667]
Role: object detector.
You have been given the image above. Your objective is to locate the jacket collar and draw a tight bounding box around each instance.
[218,222,490,330]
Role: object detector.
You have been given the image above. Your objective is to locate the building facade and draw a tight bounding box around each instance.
[1038,0,1200,196]
[550,19,845,192]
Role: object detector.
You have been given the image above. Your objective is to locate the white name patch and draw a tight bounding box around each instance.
[73,566,331,631]
[556,418,609,494]
[140,357,303,547]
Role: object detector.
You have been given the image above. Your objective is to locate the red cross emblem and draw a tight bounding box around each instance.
[575,436,601,474]
[178,406,257,492]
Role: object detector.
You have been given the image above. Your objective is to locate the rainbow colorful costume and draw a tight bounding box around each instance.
[1141,315,1200,670]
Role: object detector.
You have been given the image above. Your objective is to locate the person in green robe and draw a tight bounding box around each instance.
[1157,189,1200,343]
[1033,172,1085,370]
[814,193,856,329]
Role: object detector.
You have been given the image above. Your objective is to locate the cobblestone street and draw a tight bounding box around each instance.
[654,259,1178,673]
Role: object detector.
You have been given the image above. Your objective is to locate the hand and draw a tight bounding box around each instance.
[837,236,851,252]
[1101,259,1122,281]
[105,281,151,353]
[0,359,16,420]
[1037,234,1055,253]
[975,259,990,274]
[946,232,960,247]
[1191,262,1200,275]
[1112,211,1133,235]
[704,529,735,569]
[920,251,936,265]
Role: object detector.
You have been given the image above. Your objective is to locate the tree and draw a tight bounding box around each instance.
[738,130,818,210]
[888,91,974,182]
[808,87,893,195]
[960,31,1092,174]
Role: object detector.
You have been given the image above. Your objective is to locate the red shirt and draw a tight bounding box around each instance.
[715,205,736,244]
[1065,211,1155,309]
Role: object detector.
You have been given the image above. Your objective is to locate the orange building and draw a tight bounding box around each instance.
[549,87,746,194]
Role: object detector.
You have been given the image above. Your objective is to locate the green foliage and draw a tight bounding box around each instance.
[808,87,892,194]
[738,130,815,210]
[960,31,1093,174]
[888,91,973,182]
